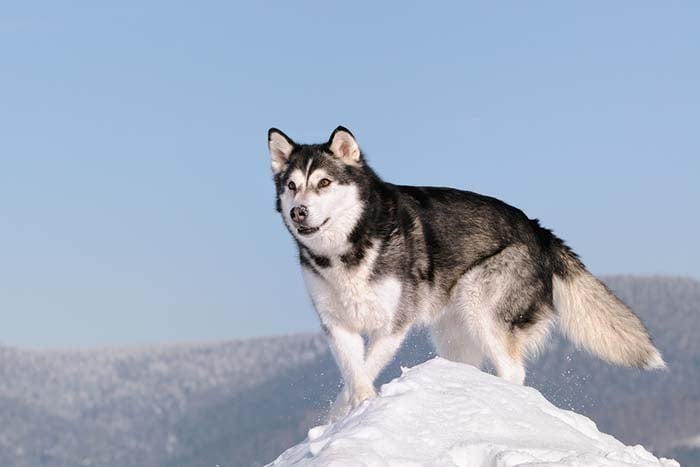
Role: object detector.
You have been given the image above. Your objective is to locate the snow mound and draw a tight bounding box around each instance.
[267,358,678,467]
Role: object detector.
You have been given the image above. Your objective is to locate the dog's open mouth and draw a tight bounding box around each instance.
[297,218,330,236]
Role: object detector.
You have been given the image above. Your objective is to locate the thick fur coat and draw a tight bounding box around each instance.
[268,126,664,420]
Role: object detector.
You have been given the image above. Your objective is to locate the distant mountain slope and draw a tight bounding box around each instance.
[0,276,698,467]
[0,335,329,467]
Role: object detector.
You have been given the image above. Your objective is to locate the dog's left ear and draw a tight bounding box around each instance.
[268,128,296,175]
[328,126,361,165]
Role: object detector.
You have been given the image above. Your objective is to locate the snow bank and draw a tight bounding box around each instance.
[267,358,677,467]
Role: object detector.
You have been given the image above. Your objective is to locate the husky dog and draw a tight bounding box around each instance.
[267,126,665,419]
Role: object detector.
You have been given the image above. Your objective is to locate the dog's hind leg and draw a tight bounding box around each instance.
[448,245,555,385]
[480,330,527,385]
[430,306,483,368]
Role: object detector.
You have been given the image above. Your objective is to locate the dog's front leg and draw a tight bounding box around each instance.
[324,325,375,419]
[364,327,409,383]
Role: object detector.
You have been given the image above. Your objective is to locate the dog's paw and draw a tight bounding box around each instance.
[327,384,377,422]
[350,385,376,408]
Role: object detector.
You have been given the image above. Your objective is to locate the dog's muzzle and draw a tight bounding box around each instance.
[295,217,330,236]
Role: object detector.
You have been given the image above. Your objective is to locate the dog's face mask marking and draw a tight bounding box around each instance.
[268,127,365,255]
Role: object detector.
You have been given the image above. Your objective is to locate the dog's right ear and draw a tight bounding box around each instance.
[268,128,296,175]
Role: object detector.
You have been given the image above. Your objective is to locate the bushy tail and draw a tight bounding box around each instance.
[550,240,665,369]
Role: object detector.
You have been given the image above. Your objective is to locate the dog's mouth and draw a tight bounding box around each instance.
[297,218,330,236]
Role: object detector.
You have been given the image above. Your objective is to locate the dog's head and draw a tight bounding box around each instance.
[268,126,367,254]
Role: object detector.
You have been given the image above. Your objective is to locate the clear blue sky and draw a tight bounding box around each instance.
[1,3,698,348]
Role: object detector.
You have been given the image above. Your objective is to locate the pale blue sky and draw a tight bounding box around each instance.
[1,3,698,348]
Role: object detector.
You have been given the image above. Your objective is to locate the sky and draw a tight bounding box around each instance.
[1,2,698,348]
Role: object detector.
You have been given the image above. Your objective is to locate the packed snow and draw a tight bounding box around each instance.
[268,358,678,467]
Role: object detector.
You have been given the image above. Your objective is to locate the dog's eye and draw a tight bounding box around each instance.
[287,181,296,191]
[318,178,332,189]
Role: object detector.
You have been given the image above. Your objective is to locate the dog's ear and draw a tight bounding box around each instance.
[328,126,361,165]
[268,128,296,174]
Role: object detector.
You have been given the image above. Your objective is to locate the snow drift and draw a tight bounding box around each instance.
[268,358,677,467]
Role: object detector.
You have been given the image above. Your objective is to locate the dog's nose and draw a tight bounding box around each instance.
[290,205,308,223]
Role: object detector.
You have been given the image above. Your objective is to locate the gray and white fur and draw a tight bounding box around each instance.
[267,126,665,420]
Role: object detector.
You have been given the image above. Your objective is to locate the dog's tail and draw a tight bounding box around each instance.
[544,228,665,369]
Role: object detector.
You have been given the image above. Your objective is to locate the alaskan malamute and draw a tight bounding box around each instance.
[268,126,665,420]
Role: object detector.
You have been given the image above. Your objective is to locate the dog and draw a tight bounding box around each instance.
[267,126,665,420]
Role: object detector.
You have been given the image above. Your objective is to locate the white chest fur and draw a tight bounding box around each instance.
[301,246,402,333]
